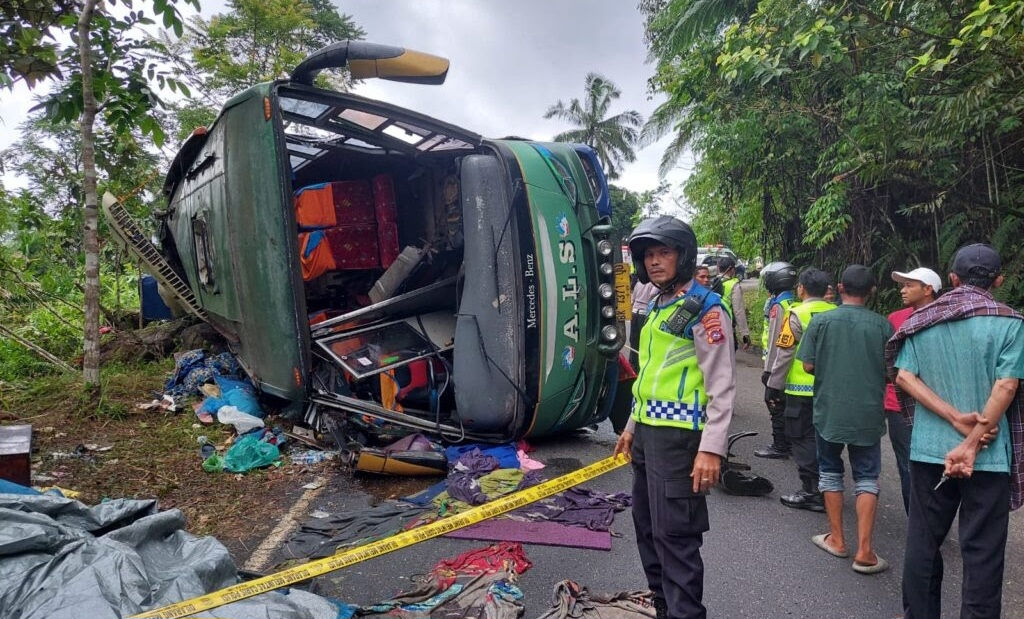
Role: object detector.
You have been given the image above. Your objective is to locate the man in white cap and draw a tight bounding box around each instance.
[884,267,942,513]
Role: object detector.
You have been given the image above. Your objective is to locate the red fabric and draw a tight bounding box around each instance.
[324,225,381,269]
[883,306,914,411]
[372,174,399,224]
[429,542,532,589]
[372,175,400,268]
[294,181,375,228]
[377,222,400,268]
[617,352,637,380]
[397,359,430,401]
[333,180,376,225]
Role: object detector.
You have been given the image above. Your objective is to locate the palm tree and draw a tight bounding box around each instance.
[544,73,643,180]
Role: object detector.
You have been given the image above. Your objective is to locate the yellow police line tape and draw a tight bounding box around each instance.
[132,454,628,619]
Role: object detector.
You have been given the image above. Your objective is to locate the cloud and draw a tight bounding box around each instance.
[343,0,692,205]
[0,0,693,208]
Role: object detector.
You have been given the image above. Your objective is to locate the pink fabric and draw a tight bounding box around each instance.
[884,306,914,411]
[517,449,545,471]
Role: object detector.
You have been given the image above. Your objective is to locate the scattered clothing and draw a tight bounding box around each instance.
[535,581,656,619]
[517,449,545,471]
[356,543,530,619]
[445,444,520,471]
[444,519,612,550]
[403,479,449,506]
[433,469,529,514]
[284,502,430,560]
[164,350,242,398]
[509,487,632,532]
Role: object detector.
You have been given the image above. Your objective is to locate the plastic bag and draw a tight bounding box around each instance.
[217,406,265,434]
[200,381,263,418]
[202,454,225,473]
[223,434,280,473]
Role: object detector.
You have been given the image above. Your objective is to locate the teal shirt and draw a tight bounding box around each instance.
[797,305,893,445]
[895,315,1024,472]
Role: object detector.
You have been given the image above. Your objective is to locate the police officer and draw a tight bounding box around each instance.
[613,216,736,619]
[715,256,751,349]
[755,261,799,459]
[766,267,836,511]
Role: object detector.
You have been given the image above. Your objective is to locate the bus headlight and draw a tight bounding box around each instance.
[601,325,619,341]
[599,283,614,299]
[597,239,614,256]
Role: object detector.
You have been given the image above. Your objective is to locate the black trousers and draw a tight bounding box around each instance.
[766,396,790,451]
[783,394,817,485]
[903,461,1009,619]
[631,423,710,619]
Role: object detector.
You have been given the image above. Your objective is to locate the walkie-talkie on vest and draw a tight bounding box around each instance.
[661,294,704,337]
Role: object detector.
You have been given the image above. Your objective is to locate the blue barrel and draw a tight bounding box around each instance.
[140,274,173,321]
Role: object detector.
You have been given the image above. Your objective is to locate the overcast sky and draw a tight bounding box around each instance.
[0,0,693,210]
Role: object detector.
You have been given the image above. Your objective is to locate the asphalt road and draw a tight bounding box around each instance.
[271,347,1024,619]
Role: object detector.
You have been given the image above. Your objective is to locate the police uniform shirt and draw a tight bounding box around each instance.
[632,282,660,316]
[767,296,824,391]
[728,279,751,338]
[624,281,737,458]
[762,295,795,373]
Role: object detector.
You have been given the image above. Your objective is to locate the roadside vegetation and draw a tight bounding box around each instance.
[640,0,1024,311]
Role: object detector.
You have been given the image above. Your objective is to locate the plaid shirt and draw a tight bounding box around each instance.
[885,285,1024,511]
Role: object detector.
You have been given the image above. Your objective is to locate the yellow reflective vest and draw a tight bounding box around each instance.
[761,292,797,354]
[631,285,725,431]
[780,299,836,396]
[720,277,738,319]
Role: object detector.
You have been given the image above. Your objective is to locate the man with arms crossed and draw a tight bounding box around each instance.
[889,244,1024,619]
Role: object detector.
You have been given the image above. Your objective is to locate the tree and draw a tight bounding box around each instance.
[609,183,670,242]
[544,73,644,180]
[609,185,643,242]
[0,0,79,88]
[1,0,196,387]
[166,0,365,107]
[642,0,1024,309]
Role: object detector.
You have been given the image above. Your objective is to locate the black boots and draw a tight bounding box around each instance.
[780,478,825,512]
[754,444,791,459]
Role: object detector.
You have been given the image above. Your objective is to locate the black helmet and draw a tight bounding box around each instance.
[627,216,698,286]
[761,261,798,294]
[721,468,774,497]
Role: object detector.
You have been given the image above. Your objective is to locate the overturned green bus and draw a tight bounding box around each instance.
[151,42,626,442]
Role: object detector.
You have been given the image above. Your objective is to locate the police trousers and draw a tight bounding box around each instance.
[631,423,710,619]
[784,394,818,486]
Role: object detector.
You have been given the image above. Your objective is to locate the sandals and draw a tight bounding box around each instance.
[853,556,890,575]
[810,533,849,558]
